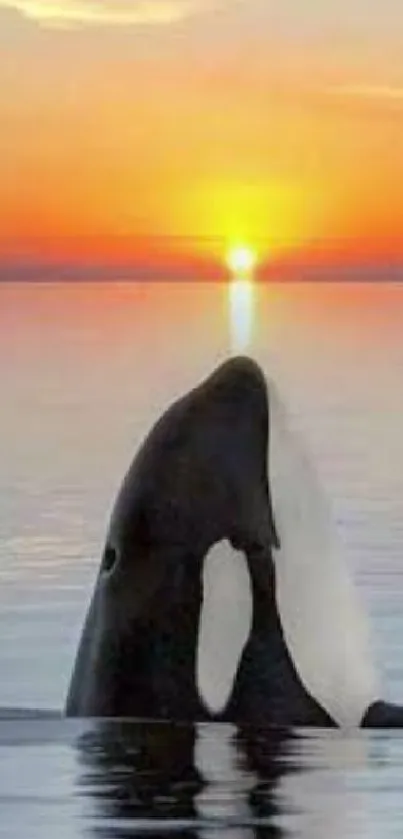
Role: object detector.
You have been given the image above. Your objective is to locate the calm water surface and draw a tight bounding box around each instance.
[1,280,403,836]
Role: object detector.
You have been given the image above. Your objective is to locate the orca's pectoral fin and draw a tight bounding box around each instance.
[361,700,403,728]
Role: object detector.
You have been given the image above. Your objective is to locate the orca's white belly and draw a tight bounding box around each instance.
[268,380,378,727]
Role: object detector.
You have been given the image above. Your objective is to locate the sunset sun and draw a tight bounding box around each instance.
[227,246,257,277]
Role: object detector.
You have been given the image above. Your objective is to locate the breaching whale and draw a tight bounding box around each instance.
[66,357,403,727]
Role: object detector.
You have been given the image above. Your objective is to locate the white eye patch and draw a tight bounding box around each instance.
[196,540,253,715]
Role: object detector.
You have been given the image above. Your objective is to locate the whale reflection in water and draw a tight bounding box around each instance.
[76,719,296,838]
[75,720,382,839]
[0,714,392,838]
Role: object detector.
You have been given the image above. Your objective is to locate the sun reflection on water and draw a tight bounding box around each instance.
[229,277,256,353]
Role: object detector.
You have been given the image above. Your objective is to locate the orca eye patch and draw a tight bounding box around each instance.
[196,540,253,716]
[102,545,118,574]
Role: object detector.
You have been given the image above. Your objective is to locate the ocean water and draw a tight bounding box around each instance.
[1,279,403,837]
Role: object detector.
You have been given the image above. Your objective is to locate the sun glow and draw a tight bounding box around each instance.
[227,245,257,277]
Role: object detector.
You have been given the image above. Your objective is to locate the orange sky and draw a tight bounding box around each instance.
[1,1,403,275]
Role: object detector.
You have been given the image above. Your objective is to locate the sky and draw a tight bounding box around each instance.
[1,0,403,277]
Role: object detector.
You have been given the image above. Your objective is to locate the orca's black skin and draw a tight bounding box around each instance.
[223,561,336,727]
[66,356,403,729]
[361,701,403,728]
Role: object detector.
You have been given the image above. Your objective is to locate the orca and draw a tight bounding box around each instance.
[66,357,279,718]
[66,356,403,728]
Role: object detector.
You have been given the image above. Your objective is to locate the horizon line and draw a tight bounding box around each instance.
[1,260,403,283]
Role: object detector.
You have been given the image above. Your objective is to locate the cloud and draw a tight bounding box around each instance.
[0,0,226,26]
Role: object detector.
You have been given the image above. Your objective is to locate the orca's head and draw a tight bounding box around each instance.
[100,355,279,613]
